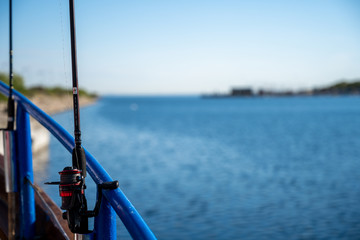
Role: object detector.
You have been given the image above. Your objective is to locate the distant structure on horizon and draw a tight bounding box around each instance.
[202,80,360,98]
[231,88,253,97]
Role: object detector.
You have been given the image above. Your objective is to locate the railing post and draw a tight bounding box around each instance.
[3,130,18,240]
[16,103,35,239]
[94,193,117,239]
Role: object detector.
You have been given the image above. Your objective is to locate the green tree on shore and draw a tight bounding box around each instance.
[0,72,27,101]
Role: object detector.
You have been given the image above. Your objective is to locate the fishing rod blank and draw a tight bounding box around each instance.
[69,0,86,177]
[7,0,14,130]
[3,1,17,239]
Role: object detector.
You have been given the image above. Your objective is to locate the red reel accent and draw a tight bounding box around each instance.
[59,169,81,175]
[60,191,73,197]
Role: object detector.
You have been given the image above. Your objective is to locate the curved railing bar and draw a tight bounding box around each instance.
[0,81,156,240]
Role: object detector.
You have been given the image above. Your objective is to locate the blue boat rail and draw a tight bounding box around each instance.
[0,81,156,240]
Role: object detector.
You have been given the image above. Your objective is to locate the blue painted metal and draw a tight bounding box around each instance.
[16,103,36,239]
[94,191,117,239]
[0,81,157,240]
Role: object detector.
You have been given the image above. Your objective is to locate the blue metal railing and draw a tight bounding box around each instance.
[0,81,156,240]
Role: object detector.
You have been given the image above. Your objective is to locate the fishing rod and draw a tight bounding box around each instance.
[65,0,89,233]
[69,0,86,176]
[46,0,118,235]
[2,1,17,239]
[7,0,14,130]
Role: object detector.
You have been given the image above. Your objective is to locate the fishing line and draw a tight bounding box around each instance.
[57,0,73,125]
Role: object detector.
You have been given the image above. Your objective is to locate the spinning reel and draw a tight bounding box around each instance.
[46,147,118,234]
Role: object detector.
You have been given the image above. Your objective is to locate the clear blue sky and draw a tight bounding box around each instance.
[0,0,359,95]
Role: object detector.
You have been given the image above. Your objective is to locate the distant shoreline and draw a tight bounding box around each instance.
[201,93,360,98]
[30,94,98,115]
[202,81,360,98]
[0,94,98,125]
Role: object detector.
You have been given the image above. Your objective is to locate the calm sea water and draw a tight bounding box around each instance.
[36,96,360,240]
